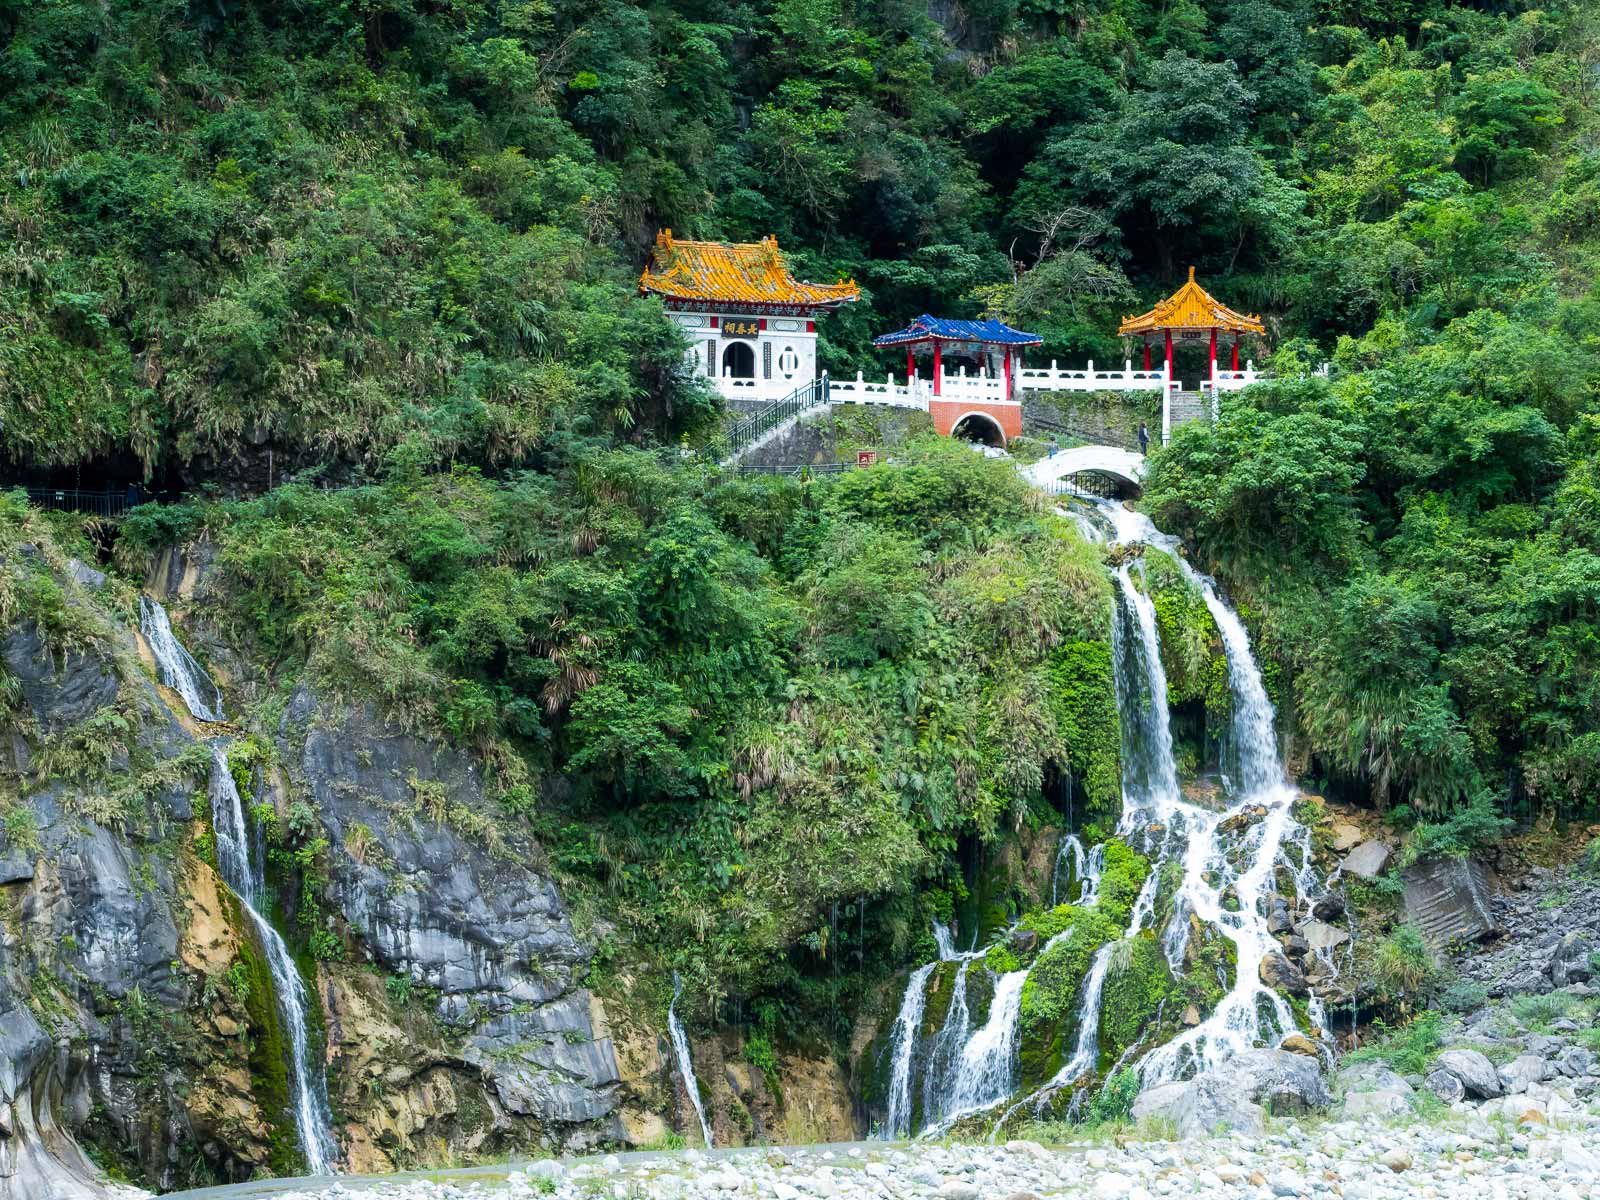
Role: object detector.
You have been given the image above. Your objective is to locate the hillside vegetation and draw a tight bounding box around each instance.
[5,0,1600,1035]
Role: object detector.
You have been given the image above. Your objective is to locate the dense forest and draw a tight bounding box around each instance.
[4,0,1600,1054]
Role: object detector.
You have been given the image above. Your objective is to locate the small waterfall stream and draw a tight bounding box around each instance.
[883,497,1328,1136]
[207,748,339,1174]
[139,597,224,721]
[668,973,714,1148]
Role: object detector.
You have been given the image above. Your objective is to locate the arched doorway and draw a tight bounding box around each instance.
[721,341,756,379]
[951,412,1007,448]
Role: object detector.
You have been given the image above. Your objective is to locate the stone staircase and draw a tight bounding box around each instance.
[1168,389,1211,431]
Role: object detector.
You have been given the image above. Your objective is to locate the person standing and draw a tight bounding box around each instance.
[1137,422,1150,455]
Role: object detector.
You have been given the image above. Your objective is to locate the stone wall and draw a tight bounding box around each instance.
[738,405,934,469]
[1021,391,1160,448]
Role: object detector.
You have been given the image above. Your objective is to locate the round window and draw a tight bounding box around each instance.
[777,346,801,378]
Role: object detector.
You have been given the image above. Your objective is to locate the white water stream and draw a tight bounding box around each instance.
[140,597,224,721]
[882,497,1326,1136]
[668,973,715,1148]
[207,747,339,1174]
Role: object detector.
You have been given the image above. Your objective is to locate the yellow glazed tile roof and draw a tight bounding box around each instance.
[1118,267,1265,336]
[639,230,860,308]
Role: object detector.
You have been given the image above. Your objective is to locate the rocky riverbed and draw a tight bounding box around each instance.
[247,1104,1600,1200]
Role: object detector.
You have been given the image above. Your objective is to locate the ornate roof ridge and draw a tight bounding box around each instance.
[639,230,860,308]
[1117,267,1265,336]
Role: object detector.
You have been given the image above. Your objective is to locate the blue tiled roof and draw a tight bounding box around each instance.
[872,315,1043,347]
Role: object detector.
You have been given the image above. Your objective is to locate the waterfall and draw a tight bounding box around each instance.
[930,971,1028,1128]
[668,973,714,1148]
[891,498,1328,1135]
[1052,835,1085,906]
[139,597,224,722]
[207,748,338,1174]
[883,961,937,1137]
[1088,502,1316,1084]
[1110,567,1182,817]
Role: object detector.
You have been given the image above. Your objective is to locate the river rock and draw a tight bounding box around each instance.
[1259,951,1309,996]
[1303,920,1349,953]
[1342,840,1392,880]
[1331,823,1363,852]
[1550,933,1594,988]
[1432,1049,1504,1098]
[1501,1055,1548,1094]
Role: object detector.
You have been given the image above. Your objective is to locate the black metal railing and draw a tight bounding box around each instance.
[21,487,146,518]
[715,375,830,462]
[1046,473,1126,499]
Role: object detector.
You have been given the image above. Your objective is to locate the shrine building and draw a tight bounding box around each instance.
[640,231,860,403]
[1117,267,1265,380]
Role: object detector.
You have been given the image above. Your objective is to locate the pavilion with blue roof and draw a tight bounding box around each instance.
[873,315,1042,399]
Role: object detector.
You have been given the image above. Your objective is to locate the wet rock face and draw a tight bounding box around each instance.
[286,690,622,1144]
[0,624,215,1196]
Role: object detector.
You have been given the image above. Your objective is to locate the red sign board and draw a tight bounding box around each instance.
[857,450,878,467]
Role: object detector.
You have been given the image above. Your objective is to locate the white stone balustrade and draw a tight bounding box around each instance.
[1018,359,1170,393]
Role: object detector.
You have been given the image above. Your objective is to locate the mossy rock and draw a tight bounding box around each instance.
[1098,932,1175,1065]
[1176,917,1238,1019]
[920,961,964,1037]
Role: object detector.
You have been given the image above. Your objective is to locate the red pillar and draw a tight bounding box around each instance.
[1003,349,1013,397]
[907,347,915,382]
[1164,329,1173,369]
[1231,340,1239,372]
[1209,327,1218,378]
[932,340,942,395]
[1143,341,1151,371]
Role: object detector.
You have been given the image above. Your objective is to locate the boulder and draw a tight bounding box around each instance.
[1132,1076,1264,1138]
[1259,952,1309,996]
[1499,1055,1548,1095]
[1278,934,1310,959]
[1209,1048,1332,1115]
[1331,824,1363,853]
[1279,1034,1321,1058]
[1549,932,1594,988]
[1556,1046,1597,1078]
[1303,921,1349,954]
[1426,1069,1466,1103]
[1312,894,1346,922]
[1336,1061,1413,1096]
[1267,897,1293,934]
[1342,1089,1412,1119]
[1400,857,1499,946]
[1341,841,1392,880]
[1432,1049,1504,1099]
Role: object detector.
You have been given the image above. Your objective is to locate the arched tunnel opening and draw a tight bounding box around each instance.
[950,412,1007,448]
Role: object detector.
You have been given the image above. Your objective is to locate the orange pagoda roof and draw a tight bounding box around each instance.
[639,230,860,309]
[1118,267,1265,336]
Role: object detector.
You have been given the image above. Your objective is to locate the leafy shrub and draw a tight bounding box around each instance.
[1580,837,1600,877]
[1343,1012,1444,1077]
[1087,1068,1140,1125]
[1373,925,1438,1003]
[1439,980,1488,1014]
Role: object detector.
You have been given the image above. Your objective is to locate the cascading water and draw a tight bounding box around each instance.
[886,497,1328,1136]
[140,597,224,722]
[207,748,339,1174]
[668,973,714,1148]
[1091,502,1319,1085]
[929,971,1028,1129]
[883,960,936,1137]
